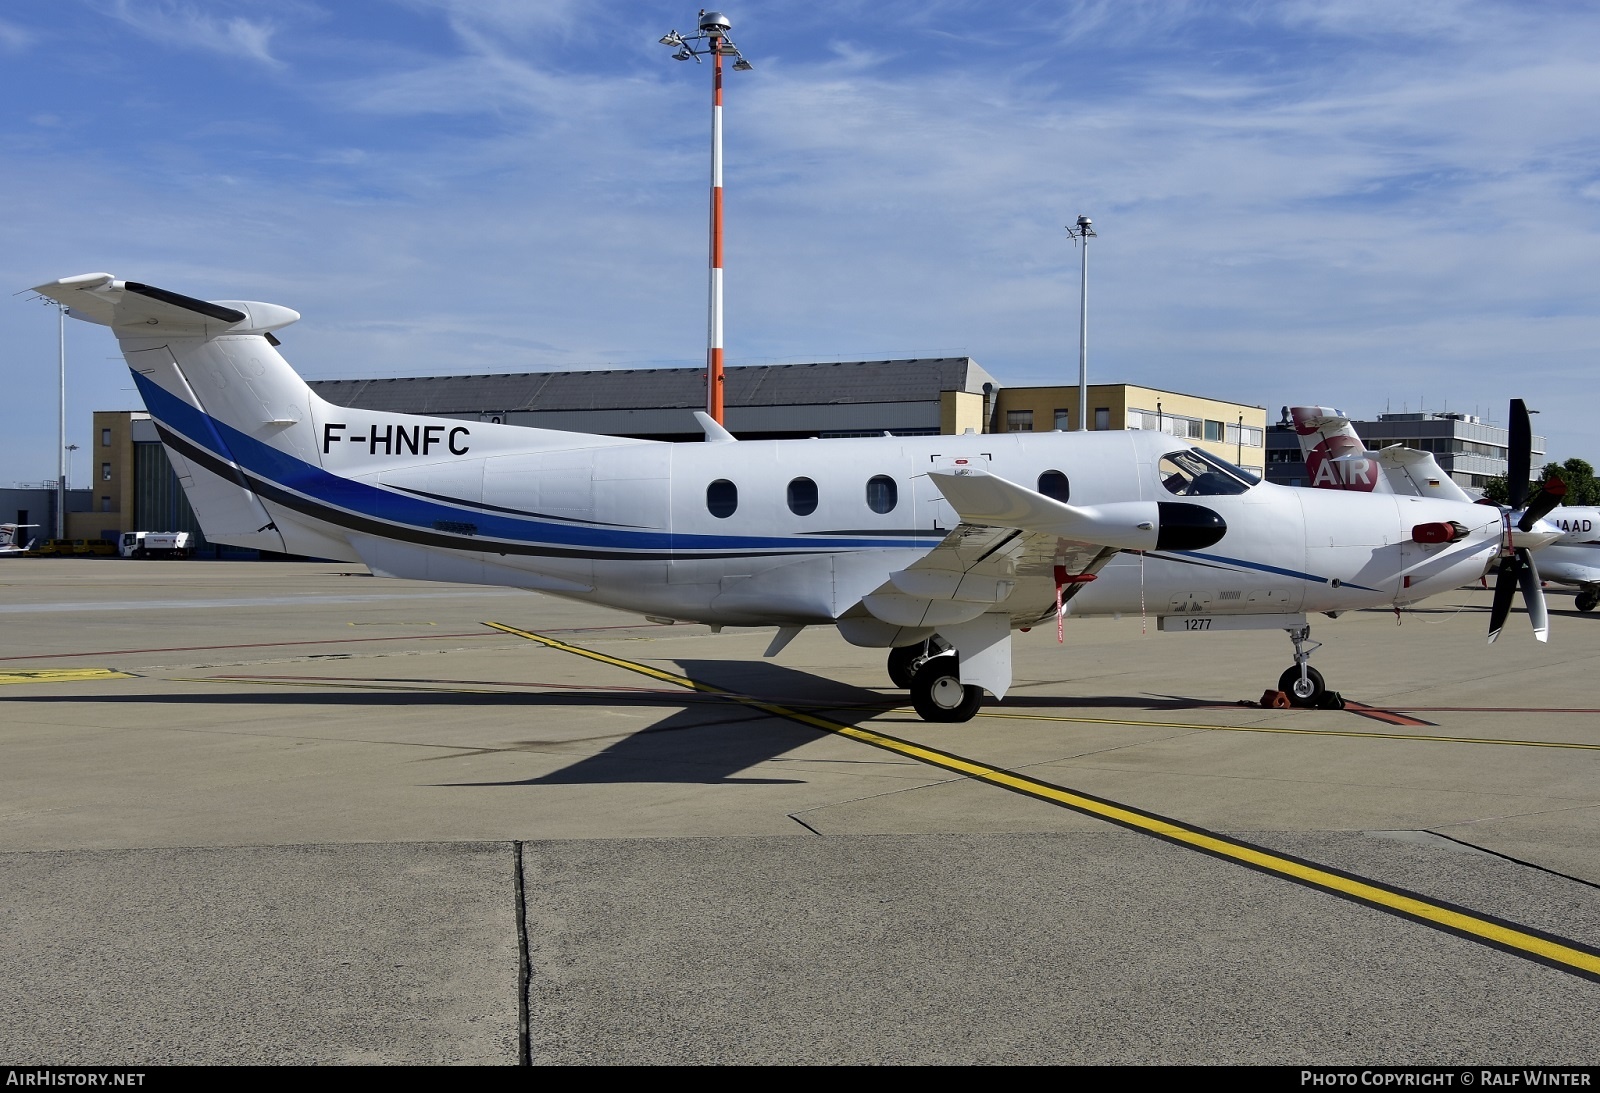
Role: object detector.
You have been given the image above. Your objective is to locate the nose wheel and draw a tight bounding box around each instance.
[1279,624,1341,708]
[1277,664,1326,706]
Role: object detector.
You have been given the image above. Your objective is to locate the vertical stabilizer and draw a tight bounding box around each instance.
[1289,405,1472,502]
[30,274,314,554]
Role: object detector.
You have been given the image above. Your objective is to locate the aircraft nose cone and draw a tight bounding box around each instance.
[1156,502,1227,550]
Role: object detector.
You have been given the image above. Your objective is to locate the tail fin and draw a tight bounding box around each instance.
[32,273,323,556]
[1289,406,1389,493]
[1288,405,1472,503]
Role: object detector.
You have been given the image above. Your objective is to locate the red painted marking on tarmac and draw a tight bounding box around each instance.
[0,623,647,662]
[1339,701,1436,727]
[1380,706,1600,715]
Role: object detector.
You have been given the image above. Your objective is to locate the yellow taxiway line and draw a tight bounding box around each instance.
[485,620,1600,983]
[0,668,134,685]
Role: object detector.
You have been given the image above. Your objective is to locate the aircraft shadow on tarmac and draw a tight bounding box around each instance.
[462,658,890,787]
[7,660,899,787]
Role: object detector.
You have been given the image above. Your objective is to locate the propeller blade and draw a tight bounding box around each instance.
[1516,547,1549,642]
[1487,552,1521,644]
[1507,399,1531,510]
[1518,474,1567,532]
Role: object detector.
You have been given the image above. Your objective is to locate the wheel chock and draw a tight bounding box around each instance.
[1260,689,1291,709]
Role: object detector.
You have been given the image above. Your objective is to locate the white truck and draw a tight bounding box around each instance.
[119,531,193,559]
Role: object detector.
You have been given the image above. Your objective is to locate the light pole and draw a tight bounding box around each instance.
[1066,215,1096,430]
[1236,413,1244,465]
[56,302,67,539]
[64,444,79,490]
[660,10,754,427]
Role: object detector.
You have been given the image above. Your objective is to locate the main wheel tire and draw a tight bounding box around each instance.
[910,656,983,723]
[1577,590,1598,613]
[1278,665,1326,709]
[887,642,928,689]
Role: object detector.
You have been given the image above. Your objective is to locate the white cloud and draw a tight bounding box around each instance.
[99,0,289,67]
[0,18,34,51]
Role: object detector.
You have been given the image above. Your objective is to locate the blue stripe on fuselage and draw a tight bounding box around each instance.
[1161,549,1382,592]
[134,372,939,553]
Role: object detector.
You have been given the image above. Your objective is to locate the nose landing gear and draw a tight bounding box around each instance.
[1278,624,1342,708]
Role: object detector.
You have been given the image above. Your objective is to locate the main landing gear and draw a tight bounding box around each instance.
[1277,624,1343,709]
[886,639,983,723]
[1576,589,1598,613]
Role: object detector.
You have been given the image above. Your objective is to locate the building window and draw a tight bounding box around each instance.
[1094,407,1110,431]
[706,479,737,518]
[1037,471,1070,502]
[1204,420,1224,442]
[101,462,112,481]
[101,428,111,447]
[1006,410,1033,432]
[786,477,818,516]
[866,475,897,514]
[1053,409,1070,431]
[100,496,112,512]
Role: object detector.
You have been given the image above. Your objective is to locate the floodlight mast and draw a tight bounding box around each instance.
[56,302,67,538]
[659,10,754,426]
[1066,215,1096,431]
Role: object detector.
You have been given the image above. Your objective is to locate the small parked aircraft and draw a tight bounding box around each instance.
[28,273,1563,718]
[0,523,39,556]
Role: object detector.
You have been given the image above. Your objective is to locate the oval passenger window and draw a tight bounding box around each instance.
[1037,470,1070,502]
[706,479,738,518]
[866,475,897,514]
[787,477,818,516]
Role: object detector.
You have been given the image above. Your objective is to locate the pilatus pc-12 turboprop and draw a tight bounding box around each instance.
[30,273,1561,718]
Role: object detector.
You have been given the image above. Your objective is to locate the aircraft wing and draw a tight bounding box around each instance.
[855,468,1224,631]
[858,522,1116,630]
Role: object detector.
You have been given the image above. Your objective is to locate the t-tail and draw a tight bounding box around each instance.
[28,273,628,565]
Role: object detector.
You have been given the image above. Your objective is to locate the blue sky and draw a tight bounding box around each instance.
[4,1,1599,485]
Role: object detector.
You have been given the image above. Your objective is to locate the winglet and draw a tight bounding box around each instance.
[695,412,736,443]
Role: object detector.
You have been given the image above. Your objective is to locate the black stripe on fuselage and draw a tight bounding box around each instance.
[155,424,872,564]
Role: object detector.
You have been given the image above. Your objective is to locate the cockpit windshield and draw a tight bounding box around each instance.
[1158,447,1260,497]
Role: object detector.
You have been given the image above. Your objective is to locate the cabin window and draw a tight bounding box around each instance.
[1158,449,1254,496]
[1037,470,1070,502]
[787,477,818,516]
[866,475,897,514]
[706,479,738,518]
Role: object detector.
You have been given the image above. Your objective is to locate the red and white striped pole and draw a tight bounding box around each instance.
[707,37,725,424]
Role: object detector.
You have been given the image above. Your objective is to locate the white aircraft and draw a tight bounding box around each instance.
[0,523,39,555]
[28,273,1562,718]
[1290,405,1600,612]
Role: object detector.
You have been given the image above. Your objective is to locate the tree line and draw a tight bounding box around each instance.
[1481,457,1600,506]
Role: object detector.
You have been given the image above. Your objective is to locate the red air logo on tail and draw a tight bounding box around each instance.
[1306,436,1377,491]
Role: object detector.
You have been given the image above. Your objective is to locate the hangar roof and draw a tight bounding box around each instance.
[308,358,995,414]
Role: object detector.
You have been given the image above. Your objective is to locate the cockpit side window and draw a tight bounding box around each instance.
[1158,449,1256,496]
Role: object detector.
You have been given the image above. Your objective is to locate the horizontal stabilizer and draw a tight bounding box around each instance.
[31,274,299,336]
